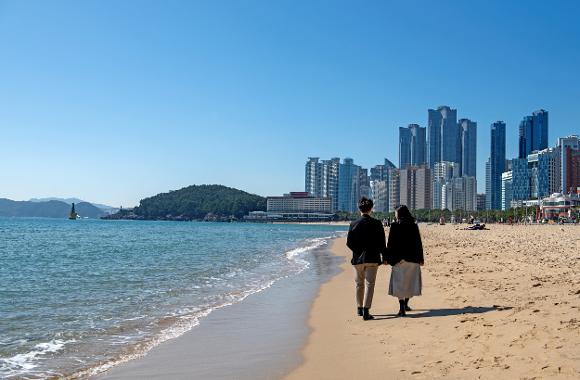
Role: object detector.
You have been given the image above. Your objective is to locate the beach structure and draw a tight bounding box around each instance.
[540,193,580,220]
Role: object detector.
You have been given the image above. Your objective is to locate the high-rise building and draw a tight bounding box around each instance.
[432,161,459,210]
[399,166,431,210]
[399,124,426,169]
[509,147,561,204]
[388,169,400,212]
[501,171,513,210]
[486,121,506,210]
[476,193,486,211]
[370,159,396,181]
[359,168,371,199]
[527,147,561,200]
[518,109,548,158]
[306,157,340,211]
[305,157,321,196]
[338,158,361,213]
[370,180,389,213]
[320,158,340,212]
[564,147,580,195]
[441,176,477,212]
[558,135,580,194]
[459,119,477,177]
[428,106,458,168]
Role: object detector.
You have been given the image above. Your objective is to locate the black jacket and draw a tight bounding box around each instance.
[386,220,424,265]
[346,214,387,265]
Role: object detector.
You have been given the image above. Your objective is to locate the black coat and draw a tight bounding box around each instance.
[386,221,424,265]
[346,214,387,265]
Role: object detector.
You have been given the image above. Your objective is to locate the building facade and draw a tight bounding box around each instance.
[370,180,389,213]
[558,135,580,194]
[501,170,513,210]
[476,193,486,211]
[338,158,361,213]
[518,109,548,158]
[432,161,459,210]
[400,166,431,210]
[459,118,477,177]
[399,124,427,169]
[388,169,400,212]
[428,106,459,168]
[267,192,333,213]
[486,121,506,210]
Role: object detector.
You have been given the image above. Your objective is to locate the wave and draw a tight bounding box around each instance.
[63,233,341,379]
[0,339,76,378]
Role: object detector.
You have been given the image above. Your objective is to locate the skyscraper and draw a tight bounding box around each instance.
[558,135,580,194]
[432,161,459,210]
[320,158,340,212]
[486,121,506,210]
[459,119,477,177]
[399,166,431,210]
[399,124,426,169]
[338,158,361,213]
[305,157,321,196]
[388,169,400,212]
[305,157,340,211]
[428,106,458,168]
[518,109,549,158]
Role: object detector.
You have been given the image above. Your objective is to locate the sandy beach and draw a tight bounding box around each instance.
[284,224,580,380]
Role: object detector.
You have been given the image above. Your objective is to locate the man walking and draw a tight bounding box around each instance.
[346,197,388,320]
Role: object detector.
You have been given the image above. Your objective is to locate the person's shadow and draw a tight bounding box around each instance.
[372,305,512,320]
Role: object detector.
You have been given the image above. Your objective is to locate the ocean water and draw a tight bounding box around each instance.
[0,218,347,379]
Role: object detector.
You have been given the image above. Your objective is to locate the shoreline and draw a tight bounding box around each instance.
[92,237,343,380]
[284,224,579,379]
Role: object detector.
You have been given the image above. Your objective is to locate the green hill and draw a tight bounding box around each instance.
[132,184,266,220]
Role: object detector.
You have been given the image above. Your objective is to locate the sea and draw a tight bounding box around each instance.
[0,217,347,379]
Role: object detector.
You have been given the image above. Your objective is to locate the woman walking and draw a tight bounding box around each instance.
[385,205,424,317]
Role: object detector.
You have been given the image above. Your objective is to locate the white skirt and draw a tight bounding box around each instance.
[388,260,422,298]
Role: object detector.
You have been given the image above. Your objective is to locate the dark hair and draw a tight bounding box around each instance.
[395,205,415,223]
[358,197,373,213]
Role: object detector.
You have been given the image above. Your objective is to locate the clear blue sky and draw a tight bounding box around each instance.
[1,0,579,207]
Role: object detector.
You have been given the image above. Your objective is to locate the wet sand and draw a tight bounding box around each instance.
[284,224,580,380]
[94,245,342,380]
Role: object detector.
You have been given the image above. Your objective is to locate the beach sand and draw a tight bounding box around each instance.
[284,224,580,380]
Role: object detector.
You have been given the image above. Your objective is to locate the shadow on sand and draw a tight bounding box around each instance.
[372,305,512,320]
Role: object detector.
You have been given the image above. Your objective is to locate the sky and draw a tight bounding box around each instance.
[1,0,579,207]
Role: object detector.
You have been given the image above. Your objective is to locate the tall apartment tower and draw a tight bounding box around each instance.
[338,158,361,213]
[459,119,477,177]
[305,157,321,196]
[558,135,580,194]
[486,121,506,210]
[399,166,431,210]
[428,106,458,168]
[518,109,548,158]
[320,158,340,212]
[388,169,400,213]
[305,157,340,211]
[399,124,427,169]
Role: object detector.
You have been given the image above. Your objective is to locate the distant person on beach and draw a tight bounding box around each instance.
[385,205,424,317]
[346,197,388,321]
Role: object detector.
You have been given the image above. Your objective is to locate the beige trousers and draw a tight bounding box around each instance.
[353,263,379,308]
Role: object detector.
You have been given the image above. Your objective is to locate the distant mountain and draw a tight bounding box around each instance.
[105,184,266,221]
[0,199,106,219]
[29,197,117,213]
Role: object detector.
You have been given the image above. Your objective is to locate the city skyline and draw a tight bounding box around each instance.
[1,1,579,206]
